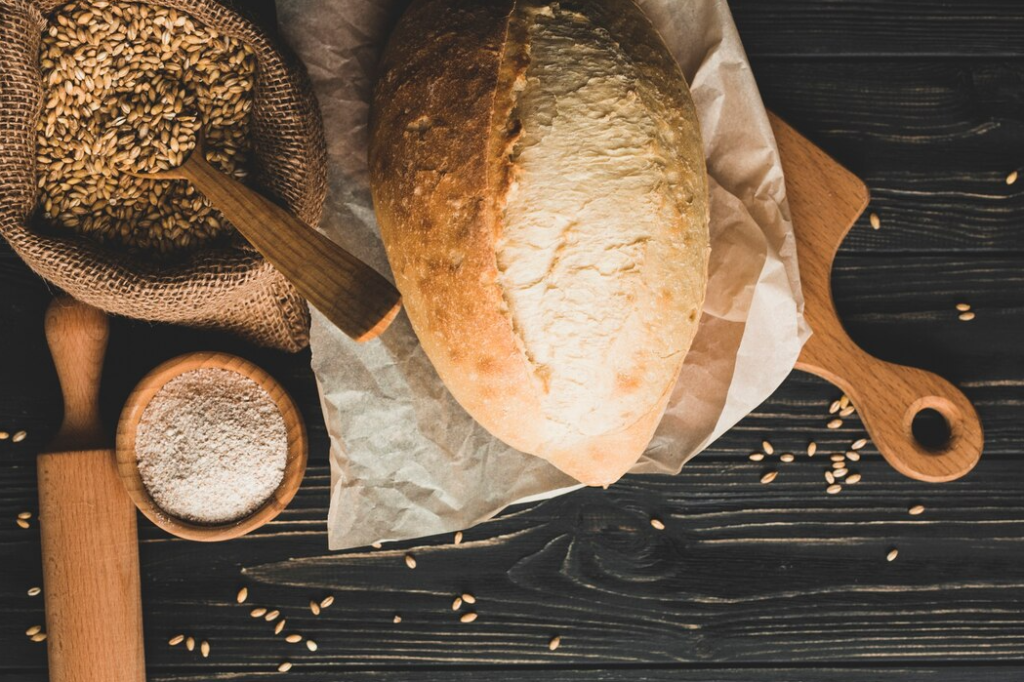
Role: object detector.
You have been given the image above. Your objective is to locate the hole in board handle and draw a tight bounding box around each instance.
[912,408,951,452]
[904,396,961,456]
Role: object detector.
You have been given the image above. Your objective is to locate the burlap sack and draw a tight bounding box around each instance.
[0,0,327,352]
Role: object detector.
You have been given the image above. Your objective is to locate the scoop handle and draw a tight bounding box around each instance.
[40,298,146,682]
[178,152,402,342]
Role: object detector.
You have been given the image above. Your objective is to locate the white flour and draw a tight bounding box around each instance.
[135,368,288,525]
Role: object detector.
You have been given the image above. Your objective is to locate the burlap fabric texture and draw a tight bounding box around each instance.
[0,0,327,352]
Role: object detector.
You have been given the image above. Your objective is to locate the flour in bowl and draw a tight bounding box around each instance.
[135,368,288,525]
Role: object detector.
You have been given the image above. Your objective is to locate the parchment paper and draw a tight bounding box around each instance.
[275,0,809,550]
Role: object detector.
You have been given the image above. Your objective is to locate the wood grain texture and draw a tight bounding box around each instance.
[772,115,982,481]
[1,0,1023,679]
[746,60,1024,255]
[730,0,1024,57]
[37,300,145,682]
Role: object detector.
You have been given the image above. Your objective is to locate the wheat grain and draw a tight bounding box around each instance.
[36,1,256,255]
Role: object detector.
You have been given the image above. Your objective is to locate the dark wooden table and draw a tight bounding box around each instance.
[3,1,1023,679]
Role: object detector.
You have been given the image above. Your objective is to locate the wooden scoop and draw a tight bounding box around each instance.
[134,130,401,342]
[37,298,145,681]
[771,113,983,482]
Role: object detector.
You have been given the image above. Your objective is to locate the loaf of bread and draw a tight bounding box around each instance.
[369,0,710,486]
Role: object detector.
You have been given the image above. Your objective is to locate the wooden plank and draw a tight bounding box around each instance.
[7,451,1024,673]
[749,61,1024,253]
[7,667,1024,682]
[91,668,1024,682]
[730,0,1024,58]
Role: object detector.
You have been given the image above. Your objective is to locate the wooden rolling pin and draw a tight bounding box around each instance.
[134,131,401,342]
[37,298,145,682]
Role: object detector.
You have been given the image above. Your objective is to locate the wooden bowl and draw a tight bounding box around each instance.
[116,351,307,542]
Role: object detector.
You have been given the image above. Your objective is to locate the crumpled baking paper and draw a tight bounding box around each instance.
[275,0,809,550]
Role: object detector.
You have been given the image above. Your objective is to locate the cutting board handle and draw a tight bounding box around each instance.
[771,114,983,482]
[797,330,983,483]
[39,298,146,682]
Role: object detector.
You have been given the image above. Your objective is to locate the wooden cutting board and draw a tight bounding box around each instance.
[769,113,983,482]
